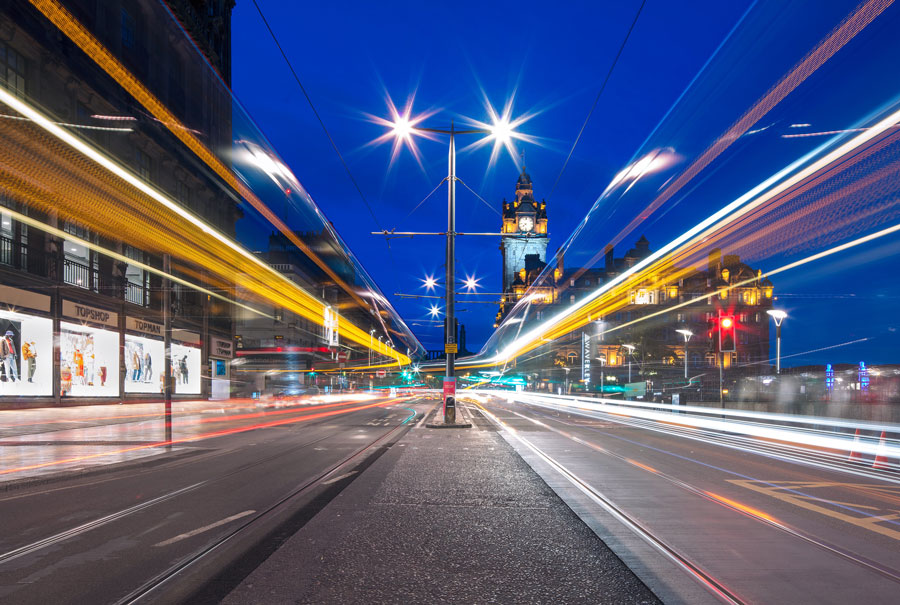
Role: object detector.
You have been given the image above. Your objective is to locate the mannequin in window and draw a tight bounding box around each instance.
[1,331,18,383]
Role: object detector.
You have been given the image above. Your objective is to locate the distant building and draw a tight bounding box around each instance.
[0,0,238,405]
[515,236,775,398]
[496,167,552,324]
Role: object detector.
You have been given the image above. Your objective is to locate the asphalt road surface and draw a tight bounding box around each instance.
[0,396,425,604]
[475,395,900,604]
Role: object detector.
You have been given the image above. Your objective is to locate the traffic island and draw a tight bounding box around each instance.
[425,398,472,429]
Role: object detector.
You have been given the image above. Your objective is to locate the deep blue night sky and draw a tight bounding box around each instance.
[229,1,900,366]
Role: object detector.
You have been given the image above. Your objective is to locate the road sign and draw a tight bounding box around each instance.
[376,370,386,378]
[445,343,458,354]
[337,351,349,362]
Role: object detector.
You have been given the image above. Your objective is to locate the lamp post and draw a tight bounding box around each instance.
[623,344,635,383]
[676,329,693,382]
[563,366,571,395]
[767,309,787,374]
[596,354,606,397]
[378,111,522,424]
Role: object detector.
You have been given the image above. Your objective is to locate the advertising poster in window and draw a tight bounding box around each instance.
[0,310,52,396]
[124,334,164,394]
[60,322,119,397]
[171,343,201,395]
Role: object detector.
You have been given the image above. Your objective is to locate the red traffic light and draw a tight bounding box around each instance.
[719,315,736,352]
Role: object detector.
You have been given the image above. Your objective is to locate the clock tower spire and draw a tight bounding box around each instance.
[499,166,549,301]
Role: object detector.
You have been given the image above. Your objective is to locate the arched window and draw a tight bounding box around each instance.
[566,352,577,365]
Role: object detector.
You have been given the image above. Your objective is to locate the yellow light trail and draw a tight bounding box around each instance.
[0,88,409,366]
[19,0,411,365]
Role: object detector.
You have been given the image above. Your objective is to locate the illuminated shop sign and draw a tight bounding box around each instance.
[62,300,118,328]
[0,309,52,397]
[126,317,163,337]
[211,337,233,359]
[60,321,119,397]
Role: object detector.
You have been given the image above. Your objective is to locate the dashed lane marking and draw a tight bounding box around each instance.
[321,470,358,485]
[154,510,256,547]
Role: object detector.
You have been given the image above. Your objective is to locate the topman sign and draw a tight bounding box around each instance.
[126,317,163,337]
[211,337,233,359]
[63,300,118,328]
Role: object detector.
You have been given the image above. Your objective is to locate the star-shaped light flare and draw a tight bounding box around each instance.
[367,93,439,171]
[422,275,438,291]
[428,304,442,318]
[463,275,480,292]
[463,92,539,171]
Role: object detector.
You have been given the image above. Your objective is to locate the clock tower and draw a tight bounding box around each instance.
[500,166,549,293]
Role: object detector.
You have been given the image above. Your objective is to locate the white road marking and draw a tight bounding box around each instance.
[321,470,358,485]
[154,510,256,547]
[0,481,206,565]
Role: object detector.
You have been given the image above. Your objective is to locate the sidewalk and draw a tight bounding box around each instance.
[223,406,660,604]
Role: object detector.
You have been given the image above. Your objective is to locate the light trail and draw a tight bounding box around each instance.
[15,0,416,364]
[0,397,404,477]
[482,390,900,469]
[26,0,377,315]
[0,85,409,366]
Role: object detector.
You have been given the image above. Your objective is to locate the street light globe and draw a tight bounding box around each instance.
[623,344,635,351]
[767,309,787,325]
[489,117,514,145]
[676,328,693,341]
[464,276,479,291]
[392,115,414,140]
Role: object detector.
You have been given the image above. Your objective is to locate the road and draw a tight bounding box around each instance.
[474,393,900,604]
[0,396,429,604]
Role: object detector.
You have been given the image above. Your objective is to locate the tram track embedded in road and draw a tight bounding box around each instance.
[114,403,419,604]
[472,400,747,605]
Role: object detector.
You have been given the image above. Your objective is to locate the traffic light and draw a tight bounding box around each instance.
[719,316,736,352]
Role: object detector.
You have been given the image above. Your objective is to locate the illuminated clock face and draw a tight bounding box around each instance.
[518,216,534,232]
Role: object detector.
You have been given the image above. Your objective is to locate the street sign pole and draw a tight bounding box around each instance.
[444,124,457,423]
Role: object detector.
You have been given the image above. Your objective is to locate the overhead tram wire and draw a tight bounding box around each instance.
[249,0,400,265]
[457,178,503,217]
[546,0,647,202]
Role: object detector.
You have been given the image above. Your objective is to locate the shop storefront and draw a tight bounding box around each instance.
[124,317,165,394]
[171,329,201,395]
[0,285,53,397]
[60,300,119,397]
[209,336,232,400]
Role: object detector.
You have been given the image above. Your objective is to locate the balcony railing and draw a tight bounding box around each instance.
[0,235,45,276]
[64,258,99,292]
[125,281,147,306]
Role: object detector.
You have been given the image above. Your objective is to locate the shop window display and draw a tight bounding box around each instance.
[171,343,201,395]
[0,310,52,396]
[124,334,164,394]
[60,322,119,397]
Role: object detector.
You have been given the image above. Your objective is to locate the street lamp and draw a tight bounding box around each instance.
[767,309,787,374]
[382,109,523,424]
[676,329,693,382]
[596,354,607,396]
[623,344,635,383]
[563,366,571,395]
